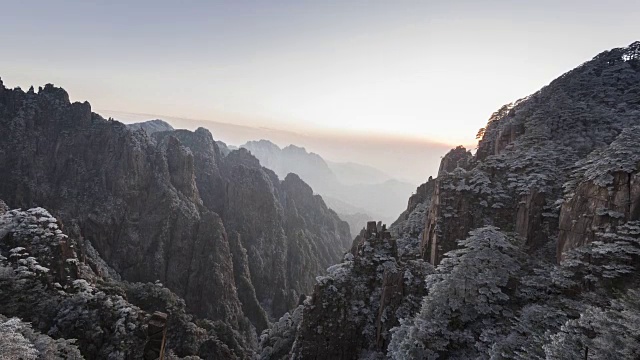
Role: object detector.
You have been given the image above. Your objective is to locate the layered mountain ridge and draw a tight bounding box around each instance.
[240,139,416,236]
[0,79,351,358]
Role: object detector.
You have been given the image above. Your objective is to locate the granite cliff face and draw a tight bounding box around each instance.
[558,125,640,259]
[152,128,352,319]
[0,79,351,356]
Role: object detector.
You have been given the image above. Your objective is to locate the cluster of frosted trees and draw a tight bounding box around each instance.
[387,224,640,359]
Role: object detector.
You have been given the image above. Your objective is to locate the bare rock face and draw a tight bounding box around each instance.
[228,232,270,332]
[558,126,640,259]
[165,135,201,204]
[375,269,404,349]
[153,128,226,215]
[220,151,352,317]
[220,148,290,317]
[388,178,436,261]
[515,188,548,249]
[493,117,525,156]
[404,177,435,217]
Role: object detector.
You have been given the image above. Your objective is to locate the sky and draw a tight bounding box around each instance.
[1,0,639,183]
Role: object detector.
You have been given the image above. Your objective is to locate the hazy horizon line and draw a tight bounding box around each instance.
[97,108,477,150]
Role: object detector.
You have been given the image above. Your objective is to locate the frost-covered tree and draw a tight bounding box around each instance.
[491,220,640,360]
[0,317,38,360]
[0,315,82,360]
[0,205,245,359]
[389,227,523,359]
[545,289,640,359]
[555,221,640,291]
[258,304,304,359]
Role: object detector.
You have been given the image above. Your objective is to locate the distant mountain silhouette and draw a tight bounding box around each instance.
[240,139,416,235]
[326,160,396,185]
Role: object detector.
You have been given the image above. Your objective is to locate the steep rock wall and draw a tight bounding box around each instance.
[559,126,640,259]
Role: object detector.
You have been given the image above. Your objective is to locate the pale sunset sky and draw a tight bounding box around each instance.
[1,0,639,183]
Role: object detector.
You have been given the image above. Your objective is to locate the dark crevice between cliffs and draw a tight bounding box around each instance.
[628,173,633,218]
[183,219,199,299]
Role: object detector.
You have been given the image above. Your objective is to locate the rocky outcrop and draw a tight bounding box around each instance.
[152,130,342,320]
[437,146,473,175]
[405,177,435,215]
[154,128,226,215]
[219,149,352,317]
[387,178,437,261]
[272,222,431,359]
[127,119,174,134]
[165,135,201,203]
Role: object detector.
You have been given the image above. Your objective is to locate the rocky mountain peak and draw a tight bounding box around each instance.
[438,145,473,174]
[127,119,175,134]
[39,83,71,103]
[282,173,313,196]
[226,147,262,168]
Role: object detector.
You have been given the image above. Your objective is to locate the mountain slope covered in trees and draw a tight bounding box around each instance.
[258,41,640,359]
